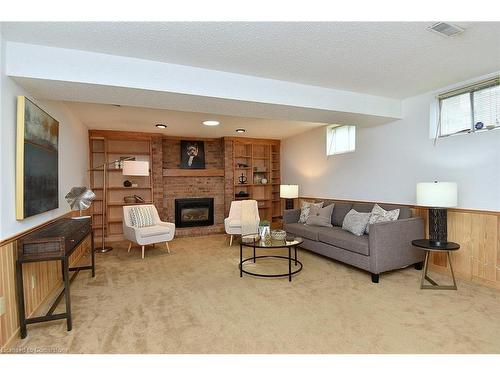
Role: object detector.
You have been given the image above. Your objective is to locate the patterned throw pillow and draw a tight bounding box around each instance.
[365,204,400,234]
[342,209,371,236]
[299,201,324,223]
[129,206,154,228]
[306,204,335,227]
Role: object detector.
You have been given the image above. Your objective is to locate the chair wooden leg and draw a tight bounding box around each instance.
[127,242,132,253]
[141,245,145,259]
[229,235,233,247]
[166,242,170,253]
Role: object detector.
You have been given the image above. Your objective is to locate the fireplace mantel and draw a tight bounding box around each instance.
[163,168,224,177]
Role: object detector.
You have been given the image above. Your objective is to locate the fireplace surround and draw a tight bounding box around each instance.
[175,198,214,228]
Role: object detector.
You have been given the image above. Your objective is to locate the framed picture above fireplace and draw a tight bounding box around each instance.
[180,140,205,169]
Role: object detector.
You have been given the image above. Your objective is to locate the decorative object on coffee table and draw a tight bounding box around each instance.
[258,220,271,239]
[412,239,460,290]
[271,229,287,241]
[280,184,299,210]
[416,181,457,246]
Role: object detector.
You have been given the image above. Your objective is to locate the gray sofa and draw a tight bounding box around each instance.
[283,200,425,283]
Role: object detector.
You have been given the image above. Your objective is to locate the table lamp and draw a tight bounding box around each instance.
[416,181,458,246]
[280,184,299,210]
[122,160,150,186]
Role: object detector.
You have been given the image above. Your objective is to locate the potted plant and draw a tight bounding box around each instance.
[259,220,271,239]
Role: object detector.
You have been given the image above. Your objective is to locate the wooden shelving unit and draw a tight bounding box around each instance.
[89,131,154,243]
[232,139,281,225]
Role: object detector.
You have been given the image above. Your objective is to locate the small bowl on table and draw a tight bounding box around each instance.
[271,229,287,241]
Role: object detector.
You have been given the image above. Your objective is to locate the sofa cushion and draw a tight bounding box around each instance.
[331,202,353,226]
[365,204,400,234]
[317,227,369,256]
[299,201,324,223]
[129,206,154,227]
[284,222,321,241]
[139,225,171,238]
[306,204,334,227]
[342,209,371,236]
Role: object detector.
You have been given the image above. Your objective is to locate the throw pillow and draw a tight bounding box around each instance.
[365,204,400,234]
[129,206,154,228]
[299,201,324,223]
[342,209,371,236]
[306,204,335,227]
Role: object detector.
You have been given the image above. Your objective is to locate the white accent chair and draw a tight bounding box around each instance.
[123,204,175,259]
[224,200,260,246]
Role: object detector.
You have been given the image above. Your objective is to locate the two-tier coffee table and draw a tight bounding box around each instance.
[239,234,303,282]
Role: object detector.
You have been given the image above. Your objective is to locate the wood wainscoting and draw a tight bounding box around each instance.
[299,197,500,290]
[0,217,92,349]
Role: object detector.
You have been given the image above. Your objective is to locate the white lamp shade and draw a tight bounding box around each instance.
[280,184,299,199]
[122,161,150,176]
[416,182,457,207]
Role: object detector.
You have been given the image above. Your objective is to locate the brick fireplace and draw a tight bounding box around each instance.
[175,198,214,228]
[162,138,226,237]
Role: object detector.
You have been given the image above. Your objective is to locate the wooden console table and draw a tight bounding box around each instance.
[16,217,95,338]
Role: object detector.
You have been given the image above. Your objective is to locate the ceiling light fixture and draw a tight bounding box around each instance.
[155,124,167,129]
[235,128,246,133]
[202,120,220,126]
[427,22,465,37]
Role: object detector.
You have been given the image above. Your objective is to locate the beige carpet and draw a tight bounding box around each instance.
[8,234,500,353]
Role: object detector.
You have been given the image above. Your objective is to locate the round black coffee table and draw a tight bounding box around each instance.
[412,239,460,290]
[239,234,303,282]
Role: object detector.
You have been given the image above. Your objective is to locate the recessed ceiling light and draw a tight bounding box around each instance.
[155,124,167,129]
[427,22,464,37]
[202,120,220,126]
[235,128,246,133]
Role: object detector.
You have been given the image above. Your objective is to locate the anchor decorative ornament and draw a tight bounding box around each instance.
[238,173,248,184]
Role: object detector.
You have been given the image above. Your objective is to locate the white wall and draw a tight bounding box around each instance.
[0,33,89,240]
[282,74,500,211]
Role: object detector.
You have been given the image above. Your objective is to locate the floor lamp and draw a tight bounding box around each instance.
[91,156,136,253]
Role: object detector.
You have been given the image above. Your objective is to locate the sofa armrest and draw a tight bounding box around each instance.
[283,209,301,224]
[368,217,425,274]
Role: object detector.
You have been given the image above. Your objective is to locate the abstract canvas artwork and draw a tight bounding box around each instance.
[16,97,59,219]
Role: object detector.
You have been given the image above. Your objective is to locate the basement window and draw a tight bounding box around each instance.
[438,77,500,137]
[326,125,356,156]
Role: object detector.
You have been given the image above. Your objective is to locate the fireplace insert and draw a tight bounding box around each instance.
[175,198,214,228]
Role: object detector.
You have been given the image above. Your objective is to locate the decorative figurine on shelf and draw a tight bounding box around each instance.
[261,178,268,184]
[238,173,248,184]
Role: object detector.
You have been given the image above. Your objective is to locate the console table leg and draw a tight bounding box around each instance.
[239,242,243,277]
[91,231,96,278]
[63,258,72,331]
[16,261,27,339]
[288,247,292,282]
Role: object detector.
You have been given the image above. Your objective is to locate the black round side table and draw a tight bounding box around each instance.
[412,239,460,290]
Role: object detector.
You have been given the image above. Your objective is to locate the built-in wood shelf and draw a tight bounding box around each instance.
[163,168,225,177]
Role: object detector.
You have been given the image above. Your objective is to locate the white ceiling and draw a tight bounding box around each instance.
[2,22,500,98]
[62,101,325,139]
